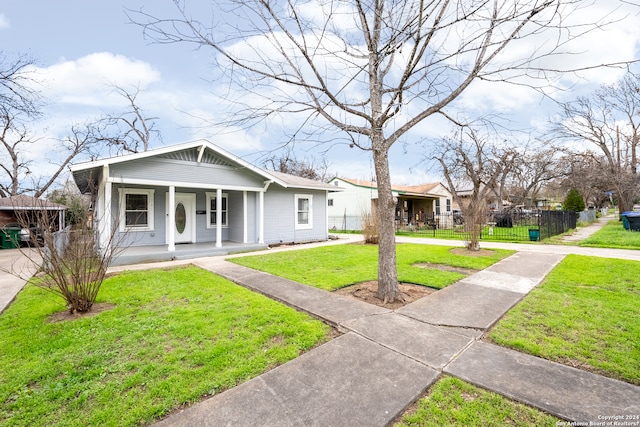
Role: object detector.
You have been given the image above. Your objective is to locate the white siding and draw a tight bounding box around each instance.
[327,179,378,230]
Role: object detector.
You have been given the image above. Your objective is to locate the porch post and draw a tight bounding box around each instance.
[325,190,329,239]
[258,191,265,244]
[216,188,222,248]
[100,168,112,256]
[168,186,175,252]
[243,191,248,243]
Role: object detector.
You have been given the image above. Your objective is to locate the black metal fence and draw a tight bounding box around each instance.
[396,209,578,242]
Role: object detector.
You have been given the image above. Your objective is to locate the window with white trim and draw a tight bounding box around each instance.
[295,194,313,230]
[118,188,155,232]
[446,198,451,212]
[328,198,334,206]
[435,199,441,215]
[206,192,228,228]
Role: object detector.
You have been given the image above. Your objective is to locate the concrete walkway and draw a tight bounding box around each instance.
[152,218,639,426]
[153,250,638,426]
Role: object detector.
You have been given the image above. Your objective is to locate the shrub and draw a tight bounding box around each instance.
[8,199,125,314]
[563,188,585,212]
[361,205,379,244]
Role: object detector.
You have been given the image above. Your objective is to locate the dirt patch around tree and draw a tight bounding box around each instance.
[334,281,437,310]
[334,247,496,309]
[47,303,116,323]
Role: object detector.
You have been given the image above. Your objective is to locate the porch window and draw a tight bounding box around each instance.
[446,198,451,213]
[435,199,441,215]
[206,192,228,228]
[118,188,155,232]
[295,194,313,230]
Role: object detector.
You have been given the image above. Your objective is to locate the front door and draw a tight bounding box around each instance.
[167,193,196,244]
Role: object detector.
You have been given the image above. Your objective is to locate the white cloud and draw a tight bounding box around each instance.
[0,14,9,29]
[33,52,161,107]
[296,1,359,35]
[456,80,541,114]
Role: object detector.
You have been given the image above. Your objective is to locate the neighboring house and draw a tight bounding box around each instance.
[0,195,67,229]
[70,140,338,256]
[327,177,454,230]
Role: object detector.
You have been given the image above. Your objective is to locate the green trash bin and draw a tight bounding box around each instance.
[528,228,540,241]
[621,213,630,230]
[1,228,20,249]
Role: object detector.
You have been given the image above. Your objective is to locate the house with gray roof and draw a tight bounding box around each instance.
[71,140,338,264]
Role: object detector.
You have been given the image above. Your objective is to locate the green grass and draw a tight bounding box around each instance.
[396,225,544,243]
[579,219,640,249]
[231,243,514,291]
[0,266,331,427]
[488,255,640,385]
[395,376,558,427]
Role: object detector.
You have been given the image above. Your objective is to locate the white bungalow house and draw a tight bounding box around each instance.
[70,140,339,264]
[327,177,454,230]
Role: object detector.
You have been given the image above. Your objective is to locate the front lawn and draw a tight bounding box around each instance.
[579,219,640,249]
[488,255,640,385]
[395,376,558,427]
[0,266,331,427]
[230,243,513,290]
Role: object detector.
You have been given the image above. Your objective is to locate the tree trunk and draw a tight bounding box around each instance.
[372,146,400,303]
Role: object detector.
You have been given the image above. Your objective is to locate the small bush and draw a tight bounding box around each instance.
[361,213,379,244]
[361,205,379,244]
[10,199,124,314]
[563,188,585,212]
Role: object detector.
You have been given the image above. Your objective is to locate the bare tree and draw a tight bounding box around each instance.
[0,53,42,197]
[0,52,41,118]
[264,148,330,181]
[555,71,640,213]
[33,123,101,198]
[508,143,567,208]
[558,150,622,208]
[489,146,520,211]
[0,54,100,197]
[435,126,508,251]
[95,84,160,155]
[0,107,35,197]
[131,0,634,302]
[0,113,100,197]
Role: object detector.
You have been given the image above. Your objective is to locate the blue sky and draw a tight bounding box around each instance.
[2,1,640,189]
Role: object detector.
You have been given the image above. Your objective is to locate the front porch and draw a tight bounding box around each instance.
[111,241,268,266]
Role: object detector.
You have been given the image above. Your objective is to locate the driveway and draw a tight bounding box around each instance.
[0,248,39,314]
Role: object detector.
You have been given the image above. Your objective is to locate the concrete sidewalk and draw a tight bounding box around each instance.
[153,251,640,426]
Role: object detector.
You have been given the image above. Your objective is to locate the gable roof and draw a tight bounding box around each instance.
[71,139,337,192]
[71,139,282,181]
[330,177,444,196]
